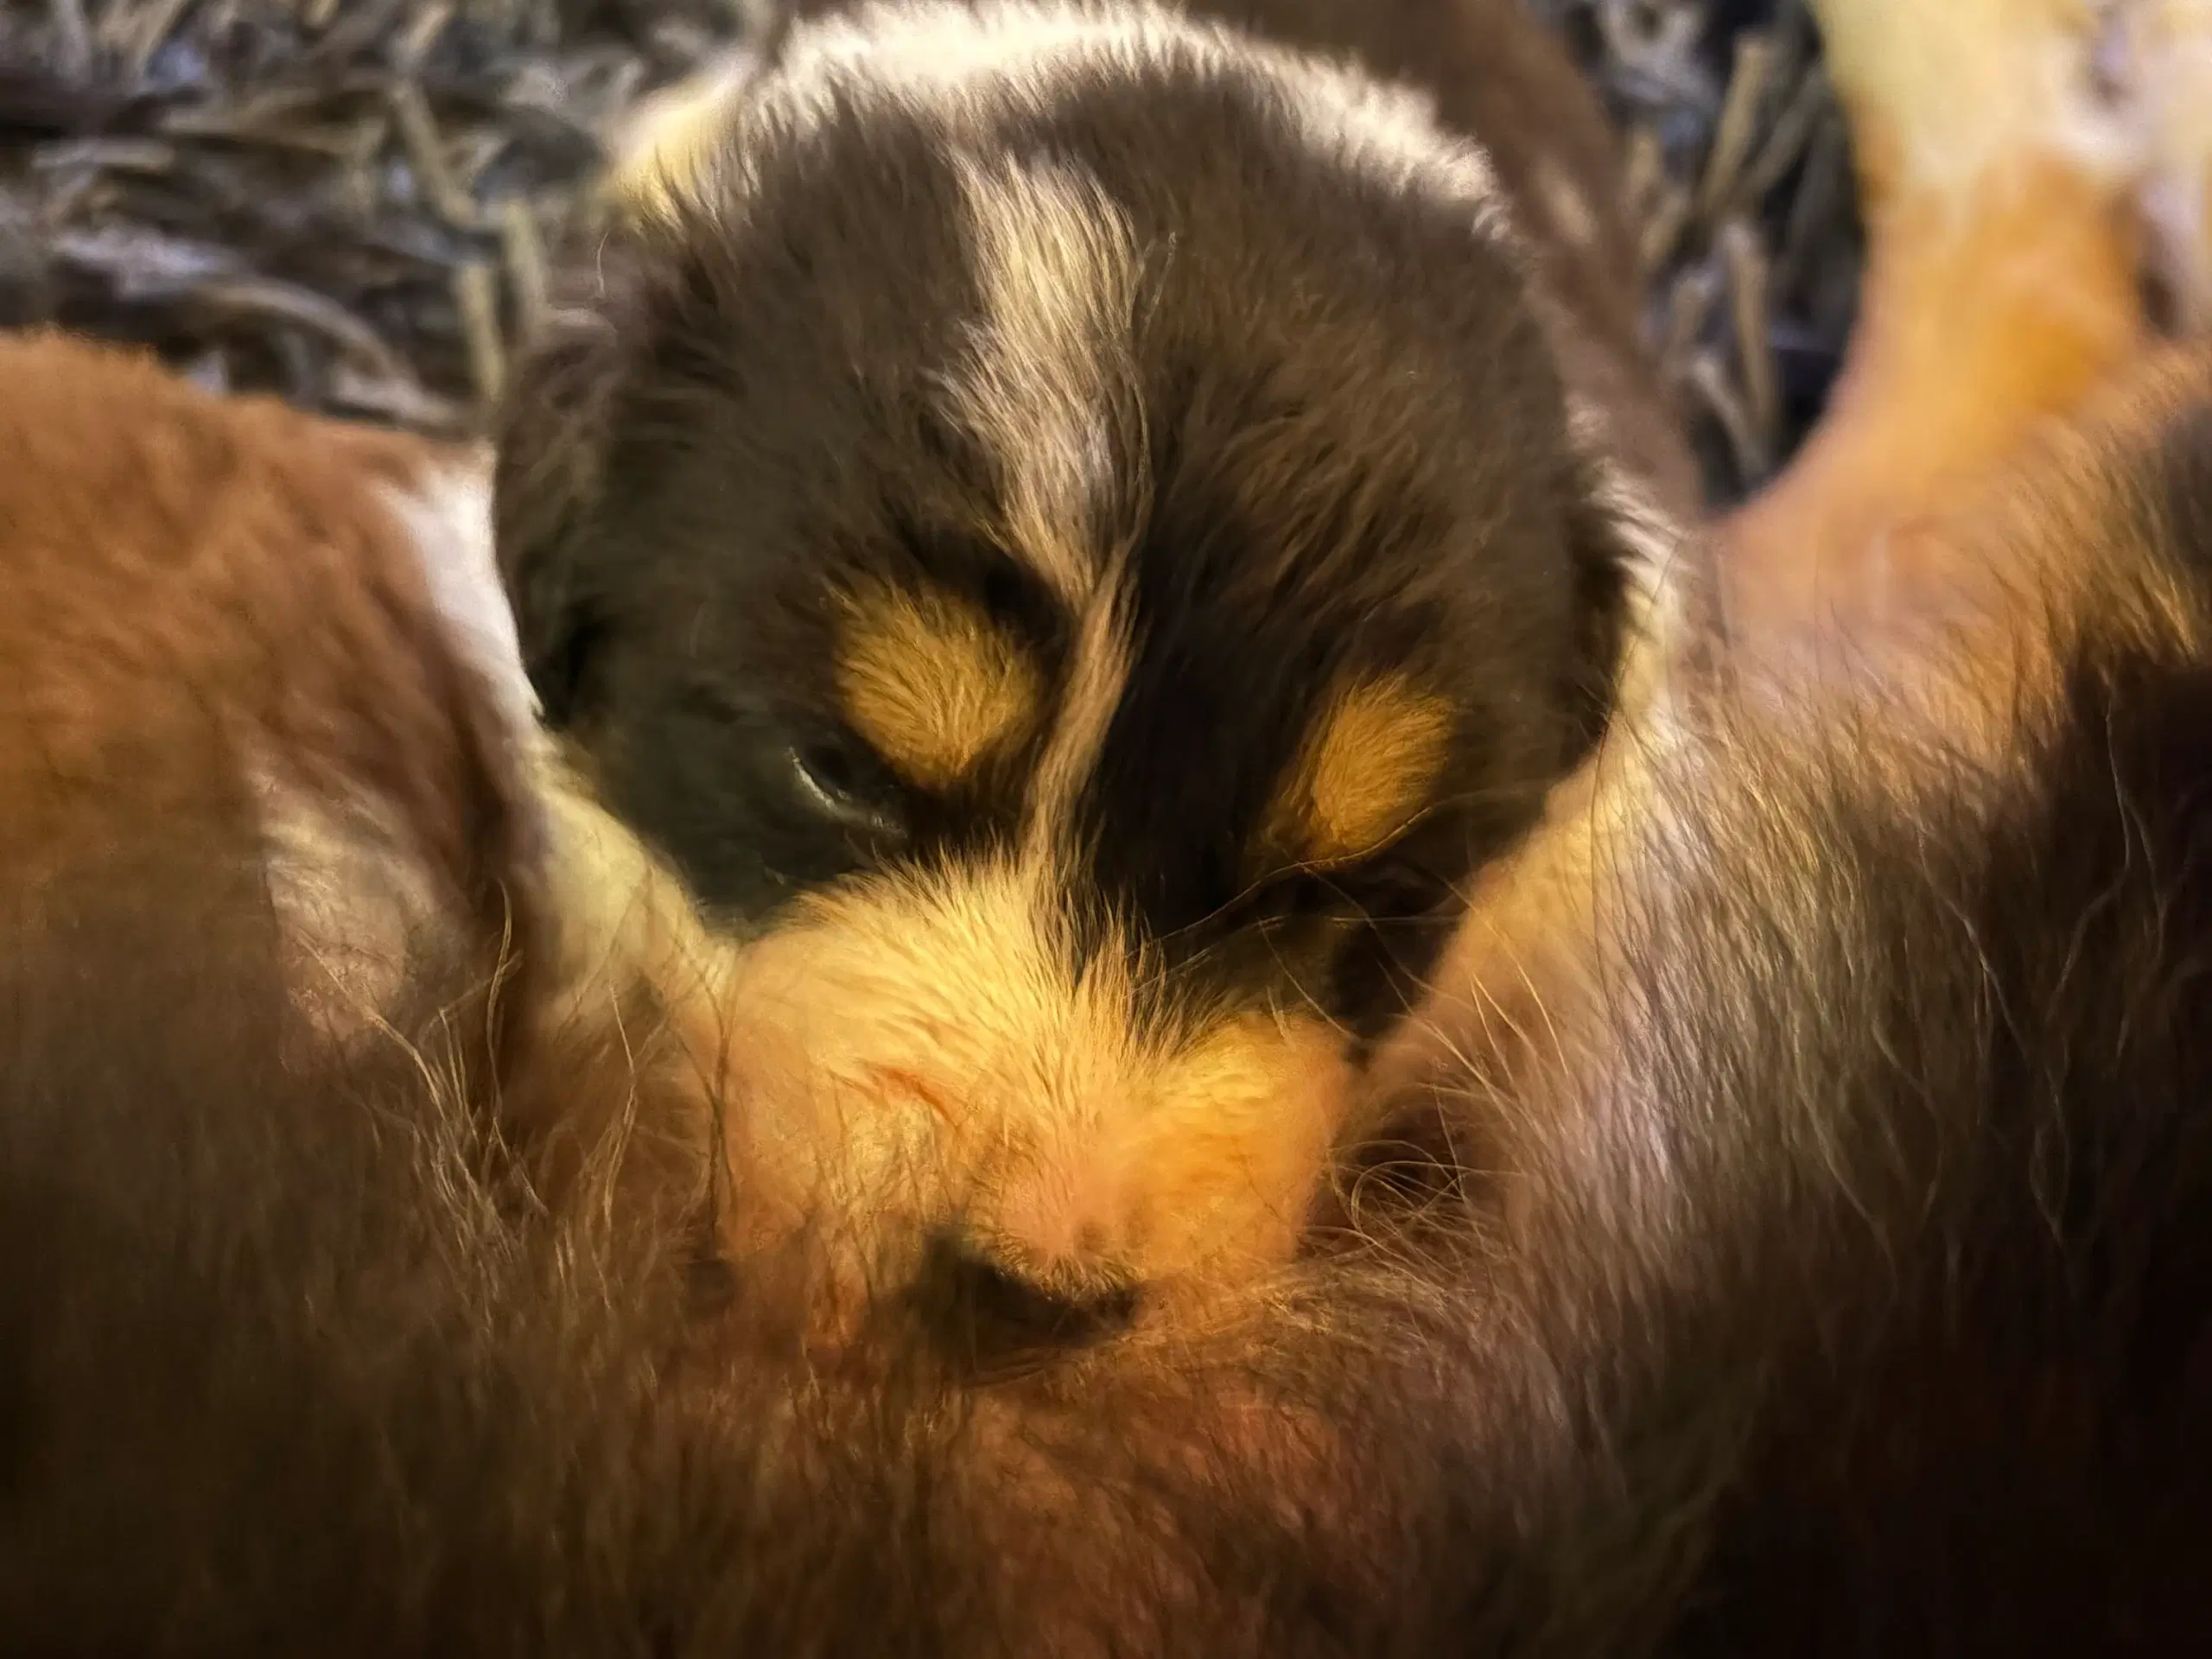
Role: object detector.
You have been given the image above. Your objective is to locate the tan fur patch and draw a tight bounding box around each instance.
[533,738,733,1008]
[1722,0,2140,653]
[1868,350,2212,760]
[1111,1012,1346,1294]
[1262,675,1456,868]
[695,852,1353,1339]
[832,582,1043,790]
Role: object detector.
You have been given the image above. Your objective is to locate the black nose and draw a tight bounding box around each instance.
[912,1230,1137,1375]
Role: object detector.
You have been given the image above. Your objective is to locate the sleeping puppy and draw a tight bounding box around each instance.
[495,0,1698,1328]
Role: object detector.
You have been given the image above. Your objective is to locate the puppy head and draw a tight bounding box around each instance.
[498,3,1669,1329]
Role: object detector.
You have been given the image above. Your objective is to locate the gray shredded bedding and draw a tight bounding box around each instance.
[0,0,1857,504]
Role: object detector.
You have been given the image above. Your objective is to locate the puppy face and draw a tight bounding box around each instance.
[499,4,1664,1319]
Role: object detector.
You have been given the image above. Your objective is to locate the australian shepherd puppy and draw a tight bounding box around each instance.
[493,0,1700,1334]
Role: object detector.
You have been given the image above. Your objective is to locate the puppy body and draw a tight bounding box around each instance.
[0,332,538,1042]
[501,0,1696,1320]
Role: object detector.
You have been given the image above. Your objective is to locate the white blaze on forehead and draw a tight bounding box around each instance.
[948,154,1141,607]
[944,150,1142,862]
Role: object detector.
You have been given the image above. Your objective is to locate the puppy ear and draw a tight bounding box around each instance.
[492,262,646,731]
[603,46,765,226]
[1558,424,1690,760]
[495,49,767,731]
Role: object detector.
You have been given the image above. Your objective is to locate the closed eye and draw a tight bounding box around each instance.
[1255,845,1457,929]
[790,734,906,838]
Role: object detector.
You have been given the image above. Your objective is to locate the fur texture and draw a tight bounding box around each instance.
[8,334,2212,1652]
[0,330,536,1042]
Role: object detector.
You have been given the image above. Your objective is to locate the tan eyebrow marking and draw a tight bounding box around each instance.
[1260,674,1457,868]
[832,582,1044,791]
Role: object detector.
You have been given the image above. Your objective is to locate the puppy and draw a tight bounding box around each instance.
[495,0,1700,1328]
